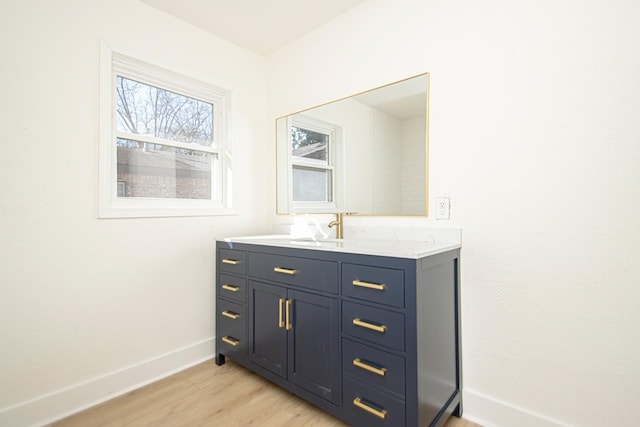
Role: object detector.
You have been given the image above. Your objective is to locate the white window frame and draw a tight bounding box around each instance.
[287,115,342,213]
[98,40,234,218]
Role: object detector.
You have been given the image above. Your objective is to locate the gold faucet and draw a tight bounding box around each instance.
[328,212,356,239]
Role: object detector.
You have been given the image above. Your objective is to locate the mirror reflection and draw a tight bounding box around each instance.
[276,73,428,215]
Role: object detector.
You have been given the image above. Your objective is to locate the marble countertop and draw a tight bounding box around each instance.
[217,235,461,259]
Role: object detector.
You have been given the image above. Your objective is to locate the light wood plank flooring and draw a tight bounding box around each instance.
[51,360,480,427]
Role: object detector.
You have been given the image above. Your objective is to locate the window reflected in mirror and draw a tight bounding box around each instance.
[291,119,335,204]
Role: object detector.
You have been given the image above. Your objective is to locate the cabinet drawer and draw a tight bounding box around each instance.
[219,274,247,303]
[342,264,404,308]
[343,376,405,427]
[343,339,405,397]
[218,333,246,356]
[248,252,338,293]
[217,299,247,356]
[218,299,247,339]
[342,301,405,352]
[219,248,247,275]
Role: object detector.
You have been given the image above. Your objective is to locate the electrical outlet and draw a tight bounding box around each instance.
[436,197,450,220]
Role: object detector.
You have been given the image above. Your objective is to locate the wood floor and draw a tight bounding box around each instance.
[51,360,480,427]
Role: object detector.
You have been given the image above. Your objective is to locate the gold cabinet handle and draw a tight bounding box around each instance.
[353,397,387,419]
[285,299,293,330]
[222,284,240,292]
[353,358,387,376]
[352,279,386,291]
[222,258,239,265]
[274,267,298,275]
[278,298,285,328]
[221,336,239,347]
[221,310,239,320]
[353,318,387,333]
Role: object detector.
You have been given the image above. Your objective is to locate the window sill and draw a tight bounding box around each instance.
[98,201,237,219]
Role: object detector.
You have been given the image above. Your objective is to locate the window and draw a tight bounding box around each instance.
[99,42,233,218]
[287,115,340,211]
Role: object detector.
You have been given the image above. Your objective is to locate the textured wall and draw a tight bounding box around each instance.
[267,0,640,425]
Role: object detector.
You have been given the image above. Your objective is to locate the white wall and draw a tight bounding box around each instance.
[267,0,640,425]
[0,0,269,425]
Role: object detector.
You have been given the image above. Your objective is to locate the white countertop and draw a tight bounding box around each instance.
[217,235,461,259]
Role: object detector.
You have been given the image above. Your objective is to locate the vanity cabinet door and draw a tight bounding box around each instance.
[248,280,340,404]
[249,281,288,378]
[287,289,340,404]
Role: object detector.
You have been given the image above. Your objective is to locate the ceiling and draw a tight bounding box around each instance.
[141,0,369,55]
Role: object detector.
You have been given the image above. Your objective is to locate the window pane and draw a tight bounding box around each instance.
[292,165,332,202]
[291,126,328,165]
[116,76,213,146]
[116,138,214,199]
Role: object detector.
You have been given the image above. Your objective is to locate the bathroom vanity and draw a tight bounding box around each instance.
[215,236,462,426]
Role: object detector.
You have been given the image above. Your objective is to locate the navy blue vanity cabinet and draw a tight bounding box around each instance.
[215,240,462,427]
[215,247,249,365]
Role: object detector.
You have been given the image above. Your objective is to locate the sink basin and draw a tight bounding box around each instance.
[227,235,342,243]
[288,237,344,247]
[290,237,344,243]
[223,234,346,248]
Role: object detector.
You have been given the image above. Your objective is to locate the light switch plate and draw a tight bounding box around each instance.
[436,197,450,220]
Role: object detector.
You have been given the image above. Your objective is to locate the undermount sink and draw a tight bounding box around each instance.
[287,236,345,247]
[223,235,345,246]
[289,237,344,243]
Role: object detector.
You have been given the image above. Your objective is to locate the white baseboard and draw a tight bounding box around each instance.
[462,388,570,427]
[0,338,215,427]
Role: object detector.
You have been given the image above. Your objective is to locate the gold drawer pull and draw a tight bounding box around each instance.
[222,284,240,292]
[353,318,387,333]
[221,336,239,346]
[353,358,387,376]
[222,258,239,265]
[353,280,386,291]
[274,267,298,275]
[221,310,239,320]
[353,397,387,419]
[285,299,293,330]
[278,298,285,328]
